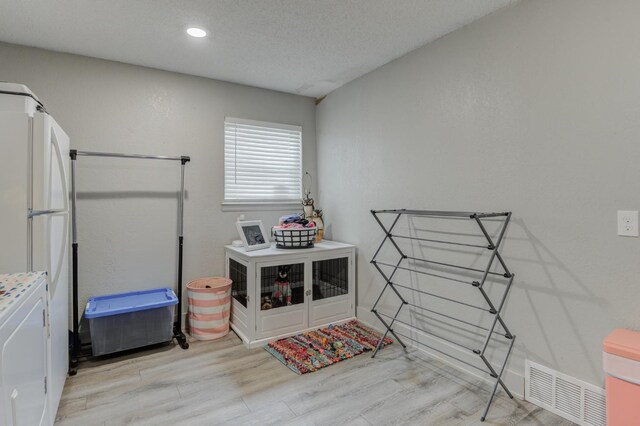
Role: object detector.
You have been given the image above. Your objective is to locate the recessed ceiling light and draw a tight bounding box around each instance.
[186,27,207,38]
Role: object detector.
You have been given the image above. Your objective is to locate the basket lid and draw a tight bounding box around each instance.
[187,277,232,290]
[604,329,640,361]
[85,288,178,319]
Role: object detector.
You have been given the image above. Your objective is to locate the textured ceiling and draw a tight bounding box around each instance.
[0,0,516,97]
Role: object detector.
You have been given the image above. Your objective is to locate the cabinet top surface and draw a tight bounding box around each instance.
[0,271,46,320]
[225,240,355,258]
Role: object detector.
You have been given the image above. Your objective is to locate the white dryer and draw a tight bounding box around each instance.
[0,272,49,426]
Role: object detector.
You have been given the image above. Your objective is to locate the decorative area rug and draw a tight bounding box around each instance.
[264,320,393,374]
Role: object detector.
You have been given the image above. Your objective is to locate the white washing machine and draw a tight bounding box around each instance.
[0,272,49,426]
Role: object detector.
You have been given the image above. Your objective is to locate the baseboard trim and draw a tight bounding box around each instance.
[357,305,525,399]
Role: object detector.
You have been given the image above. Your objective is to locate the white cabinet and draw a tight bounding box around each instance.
[0,272,49,426]
[226,241,356,347]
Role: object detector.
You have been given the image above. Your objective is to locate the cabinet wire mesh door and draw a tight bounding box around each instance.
[313,257,349,301]
[230,258,247,308]
[260,263,304,310]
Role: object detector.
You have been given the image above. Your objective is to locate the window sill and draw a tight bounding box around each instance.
[221,201,302,212]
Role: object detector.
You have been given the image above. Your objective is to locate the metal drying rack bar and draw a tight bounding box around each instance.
[369,208,517,422]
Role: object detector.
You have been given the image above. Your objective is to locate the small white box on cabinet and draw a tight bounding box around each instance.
[225,241,356,347]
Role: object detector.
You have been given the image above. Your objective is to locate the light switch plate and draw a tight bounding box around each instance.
[617,210,639,237]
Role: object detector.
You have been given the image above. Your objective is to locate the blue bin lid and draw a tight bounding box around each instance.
[85,288,178,319]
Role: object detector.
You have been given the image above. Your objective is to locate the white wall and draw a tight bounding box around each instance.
[317,0,640,388]
[0,42,316,318]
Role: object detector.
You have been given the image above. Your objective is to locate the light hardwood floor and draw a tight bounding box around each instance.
[55,332,573,426]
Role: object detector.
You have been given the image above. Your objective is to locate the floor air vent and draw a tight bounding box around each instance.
[525,361,606,426]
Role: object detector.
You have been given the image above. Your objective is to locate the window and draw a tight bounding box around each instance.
[224,117,302,205]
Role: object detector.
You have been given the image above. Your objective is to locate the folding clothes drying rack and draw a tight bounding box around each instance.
[369,209,516,422]
[68,150,190,374]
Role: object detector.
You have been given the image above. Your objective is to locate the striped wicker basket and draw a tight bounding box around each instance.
[187,277,232,340]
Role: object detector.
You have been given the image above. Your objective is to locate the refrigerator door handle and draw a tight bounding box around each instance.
[50,122,69,212]
[11,388,19,425]
[28,209,67,218]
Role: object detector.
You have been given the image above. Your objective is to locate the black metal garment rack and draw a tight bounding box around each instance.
[68,150,190,375]
[369,209,516,422]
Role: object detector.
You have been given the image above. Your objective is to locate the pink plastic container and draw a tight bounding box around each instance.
[603,329,640,425]
[187,277,232,340]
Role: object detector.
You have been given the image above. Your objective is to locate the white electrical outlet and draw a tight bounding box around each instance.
[617,210,639,237]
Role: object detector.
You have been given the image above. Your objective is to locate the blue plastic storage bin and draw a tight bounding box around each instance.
[85,288,178,356]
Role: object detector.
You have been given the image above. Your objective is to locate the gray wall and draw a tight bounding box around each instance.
[0,42,316,318]
[317,0,640,388]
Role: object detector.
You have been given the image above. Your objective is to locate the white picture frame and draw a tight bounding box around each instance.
[236,220,270,251]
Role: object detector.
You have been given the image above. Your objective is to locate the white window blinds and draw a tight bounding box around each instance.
[224,117,302,203]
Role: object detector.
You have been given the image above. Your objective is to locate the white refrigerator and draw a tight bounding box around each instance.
[0,83,69,424]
